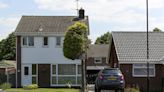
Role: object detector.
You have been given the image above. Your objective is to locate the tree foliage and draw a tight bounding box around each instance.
[153,27,162,32]
[0,32,16,60]
[95,32,111,44]
[63,22,88,60]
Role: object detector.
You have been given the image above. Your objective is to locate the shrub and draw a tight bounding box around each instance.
[0,83,11,90]
[125,88,140,92]
[23,84,38,90]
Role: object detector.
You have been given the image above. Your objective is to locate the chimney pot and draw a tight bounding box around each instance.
[79,8,85,19]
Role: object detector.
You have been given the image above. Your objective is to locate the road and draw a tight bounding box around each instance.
[87,84,115,92]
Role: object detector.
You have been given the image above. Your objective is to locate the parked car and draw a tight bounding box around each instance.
[95,68,125,92]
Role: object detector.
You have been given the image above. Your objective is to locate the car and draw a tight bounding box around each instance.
[95,68,125,92]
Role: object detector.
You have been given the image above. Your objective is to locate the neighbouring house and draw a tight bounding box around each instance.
[0,60,16,75]
[86,44,110,84]
[15,9,89,87]
[109,32,164,92]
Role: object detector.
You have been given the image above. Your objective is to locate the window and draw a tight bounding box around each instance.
[58,76,76,84]
[32,64,36,75]
[23,37,27,45]
[24,67,29,75]
[78,65,81,74]
[133,63,155,77]
[52,65,56,74]
[22,36,34,46]
[32,64,37,84]
[58,64,76,75]
[51,65,57,84]
[56,37,61,46]
[43,37,48,46]
[28,37,34,46]
[94,57,102,63]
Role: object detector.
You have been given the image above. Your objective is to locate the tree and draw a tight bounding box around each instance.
[0,32,16,60]
[63,22,88,92]
[95,32,111,44]
[153,27,162,32]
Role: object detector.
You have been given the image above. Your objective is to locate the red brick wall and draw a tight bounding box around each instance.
[120,64,163,92]
[109,39,119,68]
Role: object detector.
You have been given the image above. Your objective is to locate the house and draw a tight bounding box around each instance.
[15,9,89,87]
[109,32,164,92]
[86,44,110,84]
[0,60,16,75]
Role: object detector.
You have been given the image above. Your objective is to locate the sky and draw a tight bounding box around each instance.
[0,0,164,43]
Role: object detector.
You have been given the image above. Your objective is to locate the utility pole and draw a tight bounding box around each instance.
[76,0,79,16]
[146,0,150,92]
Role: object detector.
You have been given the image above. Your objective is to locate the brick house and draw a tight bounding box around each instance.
[86,44,110,84]
[109,32,164,92]
[0,60,16,75]
[15,9,89,87]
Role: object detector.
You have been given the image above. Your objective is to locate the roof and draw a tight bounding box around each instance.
[0,60,16,68]
[112,32,164,63]
[15,16,89,35]
[87,44,110,57]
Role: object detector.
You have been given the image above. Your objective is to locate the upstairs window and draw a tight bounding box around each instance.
[22,36,34,46]
[43,37,48,46]
[56,36,61,46]
[94,57,102,64]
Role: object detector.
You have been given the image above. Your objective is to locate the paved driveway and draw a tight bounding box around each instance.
[87,84,115,92]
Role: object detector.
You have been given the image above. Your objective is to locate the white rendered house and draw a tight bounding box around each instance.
[15,9,89,87]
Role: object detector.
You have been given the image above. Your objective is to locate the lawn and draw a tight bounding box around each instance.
[6,88,80,92]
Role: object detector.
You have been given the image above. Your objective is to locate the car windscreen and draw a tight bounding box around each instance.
[102,69,120,75]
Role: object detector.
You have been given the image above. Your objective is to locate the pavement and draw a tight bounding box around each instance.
[87,84,115,92]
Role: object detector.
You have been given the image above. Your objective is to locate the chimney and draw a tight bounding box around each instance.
[79,8,85,19]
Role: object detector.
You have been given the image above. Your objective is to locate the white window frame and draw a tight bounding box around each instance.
[133,63,155,77]
[42,37,49,47]
[94,57,102,64]
[32,64,38,84]
[56,36,61,46]
[51,64,81,86]
[22,36,34,47]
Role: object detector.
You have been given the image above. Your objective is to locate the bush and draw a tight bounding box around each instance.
[125,88,140,92]
[0,83,11,90]
[23,84,38,90]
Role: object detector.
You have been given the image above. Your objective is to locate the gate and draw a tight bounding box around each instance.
[86,70,100,84]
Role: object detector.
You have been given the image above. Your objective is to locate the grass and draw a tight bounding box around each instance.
[6,88,80,92]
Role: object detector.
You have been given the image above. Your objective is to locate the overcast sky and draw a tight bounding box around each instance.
[0,0,164,42]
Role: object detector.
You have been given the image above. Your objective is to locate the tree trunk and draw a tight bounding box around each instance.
[81,59,87,92]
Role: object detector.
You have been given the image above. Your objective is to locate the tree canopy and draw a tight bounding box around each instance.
[153,27,162,32]
[95,32,111,44]
[63,22,88,60]
[0,32,16,60]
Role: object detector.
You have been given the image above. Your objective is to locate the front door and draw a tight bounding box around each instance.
[38,64,50,87]
[22,65,32,86]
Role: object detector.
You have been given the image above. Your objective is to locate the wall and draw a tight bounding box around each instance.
[120,64,164,92]
[21,37,81,64]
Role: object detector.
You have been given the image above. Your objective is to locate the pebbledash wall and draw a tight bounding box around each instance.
[21,36,81,87]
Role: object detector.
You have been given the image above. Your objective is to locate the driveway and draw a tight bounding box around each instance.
[87,84,115,92]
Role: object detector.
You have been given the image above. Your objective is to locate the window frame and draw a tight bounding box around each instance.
[56,36,61,46]
[43,37,49,47]
[32,64,38,84]
[22,36,34,47]
[94,57,102,64]
[24,67,29,75]
[133,63,155,77]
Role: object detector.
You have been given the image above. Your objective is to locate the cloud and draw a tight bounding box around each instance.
[34,0,164,33]
[0,2,8,9]
[0,17,20,40]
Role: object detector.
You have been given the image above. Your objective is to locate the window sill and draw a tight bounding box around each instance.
[21,46,35,48]
[133,75,155,77]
